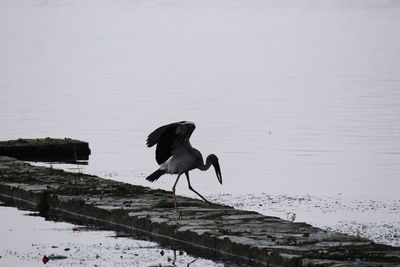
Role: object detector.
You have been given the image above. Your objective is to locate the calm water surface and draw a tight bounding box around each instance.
[0,204,226,266]
[1,0,400,257]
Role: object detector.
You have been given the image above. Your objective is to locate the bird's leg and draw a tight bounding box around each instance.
[172,174,182,218]
[185,172,211,204]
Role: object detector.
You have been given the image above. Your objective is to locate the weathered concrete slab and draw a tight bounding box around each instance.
[0,157,399,266]
[0,138,90,162]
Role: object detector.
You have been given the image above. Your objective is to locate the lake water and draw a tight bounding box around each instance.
[0,204,227,266]
[1,0,400,261]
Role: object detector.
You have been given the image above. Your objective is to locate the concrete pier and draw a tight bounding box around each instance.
[0,157,399,266]
[0,138,90,162]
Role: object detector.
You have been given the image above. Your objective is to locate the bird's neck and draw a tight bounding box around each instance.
[198,156,212,171]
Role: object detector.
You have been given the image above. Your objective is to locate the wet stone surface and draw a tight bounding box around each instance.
[0,157,399,266]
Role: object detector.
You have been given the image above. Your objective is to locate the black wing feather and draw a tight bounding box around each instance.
[146,123,175,148]
[155,126,178,164]
[146,121,193,165]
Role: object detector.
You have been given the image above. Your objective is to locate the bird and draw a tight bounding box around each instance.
[145,121,222,215]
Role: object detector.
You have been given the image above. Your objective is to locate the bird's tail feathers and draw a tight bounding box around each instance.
[146,169,166,182]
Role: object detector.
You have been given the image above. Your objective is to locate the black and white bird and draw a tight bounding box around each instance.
[146,121,222,214]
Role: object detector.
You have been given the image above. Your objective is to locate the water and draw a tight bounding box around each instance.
[0,204,226,266]
[1,0,400,261]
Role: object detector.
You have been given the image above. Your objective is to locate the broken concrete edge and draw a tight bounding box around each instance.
[0,138,86,145]
[0,138,91,162]
[0,184,278,267]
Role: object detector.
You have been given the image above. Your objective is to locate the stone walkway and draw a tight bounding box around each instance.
[0,157,399,266]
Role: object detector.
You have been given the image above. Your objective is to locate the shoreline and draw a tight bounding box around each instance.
[1,157,399,266]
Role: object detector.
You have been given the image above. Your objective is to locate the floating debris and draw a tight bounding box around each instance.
[42,255,49,264]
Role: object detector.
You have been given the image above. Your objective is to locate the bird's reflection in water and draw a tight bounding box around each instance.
[158,249,201,267]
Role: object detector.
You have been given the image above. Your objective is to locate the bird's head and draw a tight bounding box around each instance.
[207,154,222,185]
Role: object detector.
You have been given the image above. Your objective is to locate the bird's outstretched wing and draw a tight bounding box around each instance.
[146,121,196,164]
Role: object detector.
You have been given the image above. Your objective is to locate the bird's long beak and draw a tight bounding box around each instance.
[213,161,222,185]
